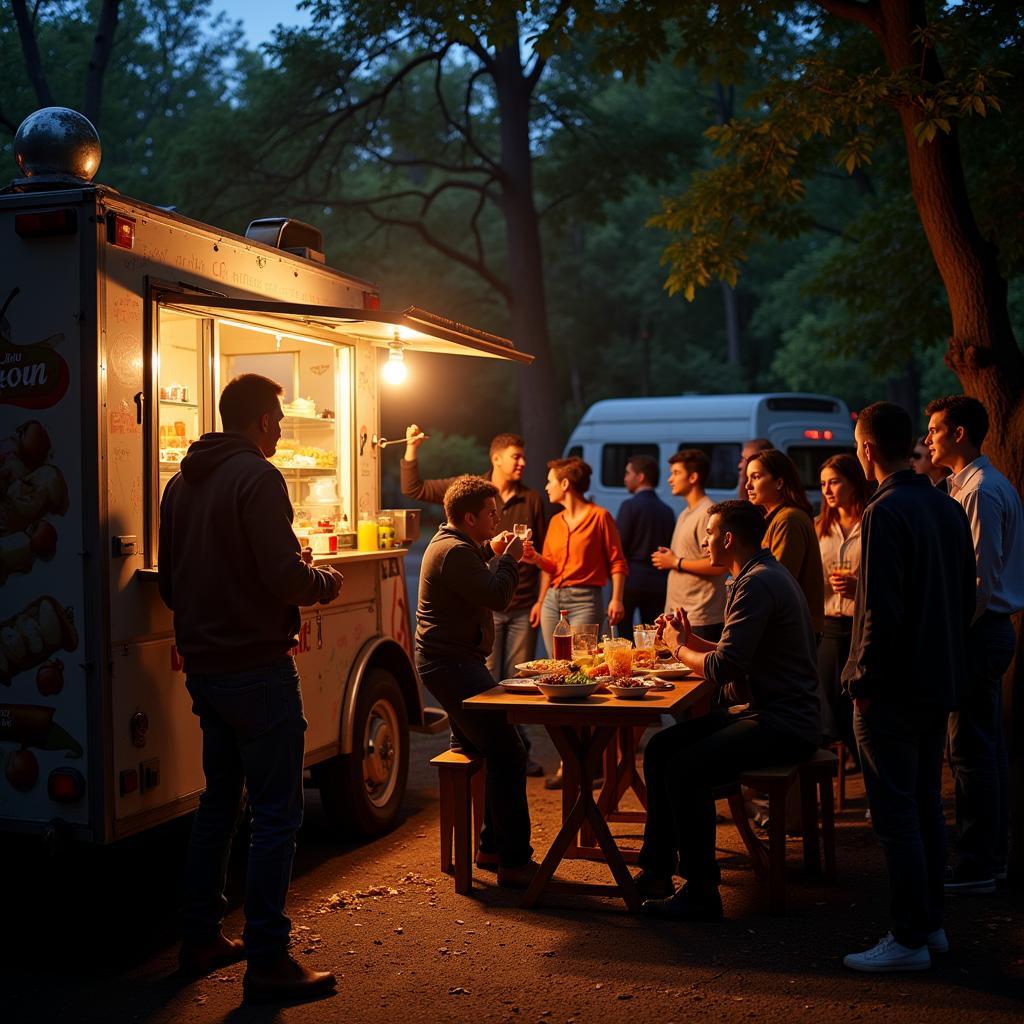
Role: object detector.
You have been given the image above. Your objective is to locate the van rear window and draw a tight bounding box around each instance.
[677,443,741,490]
[787,445,856,488]
[601,444,660,487]
[766,397,839,413]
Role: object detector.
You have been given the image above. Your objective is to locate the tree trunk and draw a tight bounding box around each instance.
[714,82,742,366]
[83,0,122,128]
[875,0,1024,886]
[492,43,563,488]
[11,0,54,108]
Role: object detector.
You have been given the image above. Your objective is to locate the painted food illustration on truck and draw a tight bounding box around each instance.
[0,419,67,581]
[1,703,84,795]
[0,596,78,686]
[0,288,70,410]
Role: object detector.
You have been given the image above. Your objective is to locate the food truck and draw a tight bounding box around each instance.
[0,107,532,846]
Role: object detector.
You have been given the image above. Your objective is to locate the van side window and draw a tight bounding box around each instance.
[678,443,741,490]
[566,445,583,459]
[601,444,659,488]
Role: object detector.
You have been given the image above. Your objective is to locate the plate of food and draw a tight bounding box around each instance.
[639,662,691,679]
[499,678,540,694]
[535,671,601,701]
[591,670,646,684]
[607,679,656,700]
[514,659,576,677]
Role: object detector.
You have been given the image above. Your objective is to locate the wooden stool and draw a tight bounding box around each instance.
[717,748,838,915]
[431,750,486,894]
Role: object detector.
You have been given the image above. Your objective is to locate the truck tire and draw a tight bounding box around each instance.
[317,668,409,838]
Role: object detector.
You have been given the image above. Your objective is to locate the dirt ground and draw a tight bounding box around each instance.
[5,727,1022,1024]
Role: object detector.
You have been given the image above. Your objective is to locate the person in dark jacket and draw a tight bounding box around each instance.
[617,453,676,627]
[637,500,821,922]
[402,424,549,775]
[159,374,343,1003]
[841,402,975,974]
[415,475,539,887]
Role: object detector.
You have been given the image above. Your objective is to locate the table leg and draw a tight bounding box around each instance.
[522,723,641,912]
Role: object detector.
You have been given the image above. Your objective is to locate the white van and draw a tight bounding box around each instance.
[564,393,855,517]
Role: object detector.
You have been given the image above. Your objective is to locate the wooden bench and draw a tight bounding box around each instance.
[431,750,486,894]
[717,748,838,915]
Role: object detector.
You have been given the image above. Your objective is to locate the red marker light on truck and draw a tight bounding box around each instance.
[14,208,77,238]
[803,429,833,440]
[108,213,135,249]
[48,767,86,804]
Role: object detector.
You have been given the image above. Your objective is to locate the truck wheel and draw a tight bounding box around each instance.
[317,668,408,838]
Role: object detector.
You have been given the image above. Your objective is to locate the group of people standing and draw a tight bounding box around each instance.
[408,393,1022,975]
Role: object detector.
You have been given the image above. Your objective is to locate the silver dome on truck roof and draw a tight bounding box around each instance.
[13,107,102,183]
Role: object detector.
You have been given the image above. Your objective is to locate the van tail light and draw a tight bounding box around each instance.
[803,429,833,440]
[363,291,381,310]
[15,208,77,238]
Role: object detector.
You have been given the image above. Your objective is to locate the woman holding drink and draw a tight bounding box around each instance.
[816,453,869,747]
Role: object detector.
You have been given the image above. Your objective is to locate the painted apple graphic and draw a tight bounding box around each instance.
[5,746,39,791]
[27,520,58,560]
[36,658,64,697]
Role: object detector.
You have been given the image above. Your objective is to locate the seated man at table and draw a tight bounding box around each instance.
[637,499,821,920]
[415,475,539,887]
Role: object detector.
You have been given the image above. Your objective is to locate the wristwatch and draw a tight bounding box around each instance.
[673,644,686,662]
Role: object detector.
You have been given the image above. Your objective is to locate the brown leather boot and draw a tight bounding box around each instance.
[496,859,540,888]
[178,932,246,977]
[243,954,337,1003]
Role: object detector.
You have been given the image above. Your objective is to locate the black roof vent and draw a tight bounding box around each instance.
[245,217,325,263]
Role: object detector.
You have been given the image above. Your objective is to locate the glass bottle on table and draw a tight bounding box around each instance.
[552,610,574,661]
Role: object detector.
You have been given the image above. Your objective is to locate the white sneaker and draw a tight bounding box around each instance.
[927,928,949,954]
[843,933,931,973]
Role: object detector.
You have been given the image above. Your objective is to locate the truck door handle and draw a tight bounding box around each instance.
[134,391,145,425]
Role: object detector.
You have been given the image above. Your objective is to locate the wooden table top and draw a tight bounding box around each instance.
[464,676,713,726]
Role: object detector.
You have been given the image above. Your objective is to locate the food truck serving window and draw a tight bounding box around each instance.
[150,303,354,565]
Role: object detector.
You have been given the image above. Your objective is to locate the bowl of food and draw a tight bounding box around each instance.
[535,670,601,701]
[607,679,655,700]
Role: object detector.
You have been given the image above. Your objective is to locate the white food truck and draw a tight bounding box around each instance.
[0,108,531,845]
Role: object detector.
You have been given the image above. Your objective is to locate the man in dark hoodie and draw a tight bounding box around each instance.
[415,475,538,888]
[159,373,343,1003]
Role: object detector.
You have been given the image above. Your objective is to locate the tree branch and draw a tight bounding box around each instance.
[432,58,503,177]
[82,0,122,128]
[12,0,54,107]
[813,0,883,38]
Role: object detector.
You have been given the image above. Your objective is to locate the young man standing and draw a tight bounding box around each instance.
[842,402,975,973]
[415,476,538,887]
[159,374,343,1003]
[616,453,676,627]
[402,425,549,775]
[651,449,728,643]
[926,395,1024,891]
[637,499,821,920]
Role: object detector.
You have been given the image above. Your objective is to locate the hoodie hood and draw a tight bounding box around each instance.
[180,432,264,483]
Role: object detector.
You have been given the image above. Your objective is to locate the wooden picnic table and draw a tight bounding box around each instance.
[463,676,714,912]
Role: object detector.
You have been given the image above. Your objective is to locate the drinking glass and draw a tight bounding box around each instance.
[513,523,529,540]
[604,638,633,678]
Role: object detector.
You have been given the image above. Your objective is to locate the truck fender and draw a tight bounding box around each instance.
[339,636,421,755]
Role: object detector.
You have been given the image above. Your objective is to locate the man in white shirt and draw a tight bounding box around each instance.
[651,449,728,642]
[926,394,1024,893]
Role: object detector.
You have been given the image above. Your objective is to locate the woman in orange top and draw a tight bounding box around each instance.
[521,457,628,649]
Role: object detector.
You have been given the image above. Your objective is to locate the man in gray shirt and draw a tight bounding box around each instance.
[637,500,820,921]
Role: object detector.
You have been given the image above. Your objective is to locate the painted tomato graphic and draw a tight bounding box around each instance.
[5,746,39,791]
[36,658,64,697]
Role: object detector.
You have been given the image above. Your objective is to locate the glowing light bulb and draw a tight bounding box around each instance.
[382,343,407,384]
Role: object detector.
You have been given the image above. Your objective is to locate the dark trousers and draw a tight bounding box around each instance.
[949,611,1015,876]
[855,701,947,949]
[418,656,533,868]
[623,585,667,629]
[816,616,856,751]
[182,657,306,966]
[638,710,815,889]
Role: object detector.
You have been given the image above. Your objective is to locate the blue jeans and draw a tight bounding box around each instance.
[855,701,948,949]
[540,586,604,656]
[948,611,1015,876]
[487,606,538,755]
[418,655,533,867]
[182,657,306,966]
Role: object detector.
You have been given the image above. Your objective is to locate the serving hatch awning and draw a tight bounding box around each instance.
[156,292,532,365]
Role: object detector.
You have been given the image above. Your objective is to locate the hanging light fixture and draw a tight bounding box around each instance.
[381,337,407,384]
